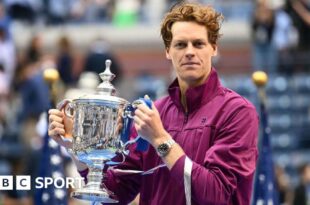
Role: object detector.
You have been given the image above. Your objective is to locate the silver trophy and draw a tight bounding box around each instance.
[61,60,150,203]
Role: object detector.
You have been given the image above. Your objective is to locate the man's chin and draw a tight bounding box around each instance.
[180,75,205,85]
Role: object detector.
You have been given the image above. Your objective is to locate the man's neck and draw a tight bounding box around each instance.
[179,82,189,113]
[177,72,211,112]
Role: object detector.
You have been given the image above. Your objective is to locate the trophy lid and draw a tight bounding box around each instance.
[73,59,128,105]
[97,59,116,96]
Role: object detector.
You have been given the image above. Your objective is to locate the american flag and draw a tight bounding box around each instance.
[252,102,279,205]
[34,112,68,205]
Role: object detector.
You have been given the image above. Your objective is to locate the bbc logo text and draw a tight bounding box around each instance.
[0,175,84,190]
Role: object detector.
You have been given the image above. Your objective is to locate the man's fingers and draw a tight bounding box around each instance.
[48,120,65,137]
[135,109,153,124]
[49,127,65,138]
[49,121,64,129]
[48,109,63,116]
[134,115,152,129]
[48,105,73,149]
[49,115,64,124]
[136,104,153,115]
[133,115,144,127]
[48,109,64,123]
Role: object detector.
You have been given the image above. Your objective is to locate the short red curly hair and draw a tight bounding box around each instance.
[160,2,224,49]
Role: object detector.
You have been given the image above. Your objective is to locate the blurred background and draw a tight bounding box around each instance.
[0,0,310,204]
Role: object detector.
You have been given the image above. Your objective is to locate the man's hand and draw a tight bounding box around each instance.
[133,96,185,169]
[48,101,88,171]
[133,97,170,147]
[48,108,73,149]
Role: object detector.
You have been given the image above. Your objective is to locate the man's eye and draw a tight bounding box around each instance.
[194,41,205,48]
[174,42,186,48]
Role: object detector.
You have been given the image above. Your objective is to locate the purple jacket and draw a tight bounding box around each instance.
[79,68,259,205]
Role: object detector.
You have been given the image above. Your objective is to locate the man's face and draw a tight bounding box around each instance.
[166,21,217,87]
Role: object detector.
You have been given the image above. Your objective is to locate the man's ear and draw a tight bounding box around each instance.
[165,48,171,60]
[212,45,218,57]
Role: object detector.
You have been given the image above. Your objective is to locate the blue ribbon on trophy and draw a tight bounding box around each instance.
[121,97,152,152]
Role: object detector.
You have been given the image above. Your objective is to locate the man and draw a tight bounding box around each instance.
[48,2,259,204]
[293,163,310,205]
[251,0,276,73]
[289,0,310,71]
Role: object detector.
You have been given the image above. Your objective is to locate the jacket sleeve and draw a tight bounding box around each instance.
[78,129,143,205]
[169,105,259,204]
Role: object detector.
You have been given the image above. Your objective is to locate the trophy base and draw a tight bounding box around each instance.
[71,189,118,203]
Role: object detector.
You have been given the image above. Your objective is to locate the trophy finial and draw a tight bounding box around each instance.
[100,59,115,81]
[97,59,116,96]
[105,59,112,70]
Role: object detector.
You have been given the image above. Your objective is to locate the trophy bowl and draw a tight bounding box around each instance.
[63,60,148,203]
[69,96,127,203]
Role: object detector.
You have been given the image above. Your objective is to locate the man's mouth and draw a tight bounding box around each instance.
[182,62,199,66]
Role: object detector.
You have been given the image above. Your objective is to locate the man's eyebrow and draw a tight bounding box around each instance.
[173,39,186,42]
[193,38,207,42]
[173,38,206,41]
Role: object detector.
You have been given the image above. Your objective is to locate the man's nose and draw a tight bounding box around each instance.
[185,44,195,58]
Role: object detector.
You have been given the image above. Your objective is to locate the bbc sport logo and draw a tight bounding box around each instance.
[0,176,13,190]
[0,175,84,190]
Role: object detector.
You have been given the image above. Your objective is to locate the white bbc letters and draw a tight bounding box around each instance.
[0,176,13,190]
[16,176,31,190]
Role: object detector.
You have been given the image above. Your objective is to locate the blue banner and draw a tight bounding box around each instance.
[252,102,279,205]
[34,113,68,205]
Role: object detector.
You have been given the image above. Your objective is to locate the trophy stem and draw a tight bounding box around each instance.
[71,161,118,203]
[87,166,104,189]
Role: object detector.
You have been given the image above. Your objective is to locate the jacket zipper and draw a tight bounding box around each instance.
[184,112,189,124]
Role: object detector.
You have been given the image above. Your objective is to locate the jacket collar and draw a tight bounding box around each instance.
[167,68,223,113]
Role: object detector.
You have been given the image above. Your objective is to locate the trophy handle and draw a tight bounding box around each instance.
[64,101,75,118]
[56,99,74,139]
[57,99,75,117]
[120,98,152,152]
